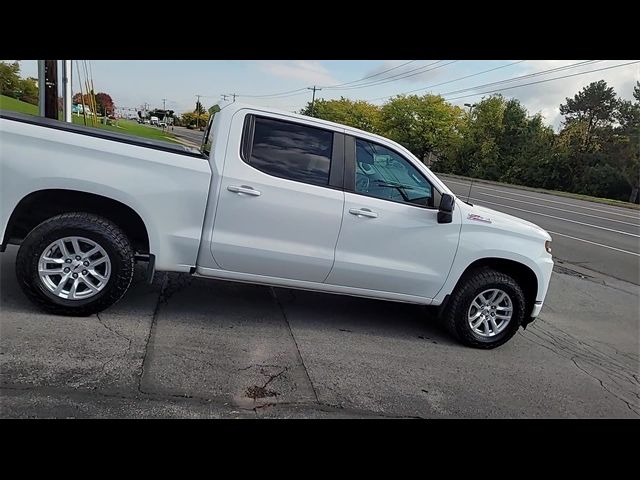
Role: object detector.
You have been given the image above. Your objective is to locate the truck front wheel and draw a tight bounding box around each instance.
[16,212,134,316]
[442,268,526,349]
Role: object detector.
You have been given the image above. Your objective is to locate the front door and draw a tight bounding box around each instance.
[210,113,345,283]
[325,136,460,299]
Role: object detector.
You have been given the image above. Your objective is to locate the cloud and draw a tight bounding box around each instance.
[257,60,338,85]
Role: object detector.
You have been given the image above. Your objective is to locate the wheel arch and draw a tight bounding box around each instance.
[448,258,538,317]
[2,189,150,255]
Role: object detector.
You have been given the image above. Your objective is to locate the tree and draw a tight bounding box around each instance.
[17,77,38,105]
[300,97,382,134]
[72,92,91,106]
[559,80,618,151]
[380,94,465,165]
[195,100,206,115]
[608,81,640,202]
[148,108,174,121]
[0,61,21,98]
[94,92,115,116]
[181,111,209,128]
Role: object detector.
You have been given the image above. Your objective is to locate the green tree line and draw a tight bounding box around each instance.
[300,80,640,203]
[0,61,39,105]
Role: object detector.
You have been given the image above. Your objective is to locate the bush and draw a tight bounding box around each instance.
[580,164,631,201]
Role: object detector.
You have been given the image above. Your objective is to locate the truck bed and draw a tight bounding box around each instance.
[0,110,204,158]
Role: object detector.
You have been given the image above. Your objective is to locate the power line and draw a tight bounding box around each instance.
[442,60,640,101]
[321,60,416,88]
[367,60,598,104]
[235,60,439,99]
[325,61,456,90]
[435,60,600,98]
[238,87,310,99]
[368,60,526,101]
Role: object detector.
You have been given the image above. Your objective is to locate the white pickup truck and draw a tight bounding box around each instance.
[0,101,553,348]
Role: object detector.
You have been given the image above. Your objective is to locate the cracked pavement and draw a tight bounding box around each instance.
[1,245,638,418]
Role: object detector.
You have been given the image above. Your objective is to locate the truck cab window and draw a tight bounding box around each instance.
[244,116,333,186]
[354,139,434,207]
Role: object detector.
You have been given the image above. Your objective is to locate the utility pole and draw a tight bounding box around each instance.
[464,103,477,202]
[44,60,58,119]
[464,103,476,116]
[307,86,322,116]
[232,93,237,102]
[38,61,46,117]
[162,98,167,130]
[195,94,202,129]
[62,60,72,123]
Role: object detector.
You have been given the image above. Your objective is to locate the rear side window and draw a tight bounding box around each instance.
[243,116,333,186]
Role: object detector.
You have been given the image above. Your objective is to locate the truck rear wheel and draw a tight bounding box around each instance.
[441,268,525,349]
[16,212,134,316]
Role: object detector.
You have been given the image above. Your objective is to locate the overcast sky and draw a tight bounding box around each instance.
[16,60,639,130]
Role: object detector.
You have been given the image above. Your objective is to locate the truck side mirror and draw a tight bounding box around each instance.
[438,193,455,224]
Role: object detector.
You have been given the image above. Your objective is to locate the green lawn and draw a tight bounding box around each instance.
[0,94,38,114]
[1,95,179,144]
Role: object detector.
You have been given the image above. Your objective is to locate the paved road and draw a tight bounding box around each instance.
[438,175,640,285]
[1,246,637,418]
[171,126,204,147]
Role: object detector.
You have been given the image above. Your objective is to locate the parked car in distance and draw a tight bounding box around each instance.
[0,102,553,349]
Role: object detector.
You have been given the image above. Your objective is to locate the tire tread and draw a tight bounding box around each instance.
[15,212,134,316]
[441,267,525,349]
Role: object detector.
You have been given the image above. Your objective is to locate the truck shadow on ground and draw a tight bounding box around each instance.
[157,271,456,346]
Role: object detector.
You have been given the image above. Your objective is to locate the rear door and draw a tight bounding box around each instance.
[210,112,345,282]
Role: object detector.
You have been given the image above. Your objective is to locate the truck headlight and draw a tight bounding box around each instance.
[545,240,552,254]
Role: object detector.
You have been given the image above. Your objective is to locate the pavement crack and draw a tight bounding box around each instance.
[96,312,133,366]
[137,273,168,395]
[520,322,639,417]
[237,364,282,372]
[96,312,132,343]
[269,287,320,405]
[570,356,639,417]
[262,367,287,389]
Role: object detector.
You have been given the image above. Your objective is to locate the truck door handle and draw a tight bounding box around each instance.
[227,185,261,196]
[349,208,378,218]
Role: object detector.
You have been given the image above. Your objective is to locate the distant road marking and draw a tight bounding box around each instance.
[468,197,640,238]
[456,190,640,227]
[444,179,640,219]
[547,231,640,257]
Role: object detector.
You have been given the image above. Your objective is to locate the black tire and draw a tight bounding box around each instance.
[441,268,525,349]
[15,212,134,316]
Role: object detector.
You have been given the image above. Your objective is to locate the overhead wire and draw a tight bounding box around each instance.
[368,60,526,101]
[321,60,416,88]
[442,60,640,101]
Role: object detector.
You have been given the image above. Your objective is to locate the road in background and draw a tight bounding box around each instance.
[171,126,204,147]
[438,174,640,285]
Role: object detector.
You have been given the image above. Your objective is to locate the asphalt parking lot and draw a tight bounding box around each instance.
[1,244,638,418]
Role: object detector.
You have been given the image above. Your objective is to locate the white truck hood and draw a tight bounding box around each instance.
[459,200,552,242]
